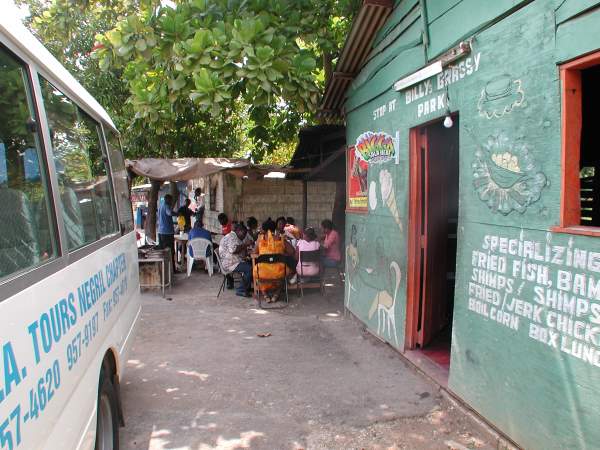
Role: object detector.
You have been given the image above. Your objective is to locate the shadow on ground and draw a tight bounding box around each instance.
[121,271,493,450]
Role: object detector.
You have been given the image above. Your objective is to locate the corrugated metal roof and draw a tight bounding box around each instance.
[319,0,394,120]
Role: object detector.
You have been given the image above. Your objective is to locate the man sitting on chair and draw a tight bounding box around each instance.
[188,219,212,259]
[218,223,253,297]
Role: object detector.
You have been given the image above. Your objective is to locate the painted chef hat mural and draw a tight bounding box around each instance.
[477,74,525,120]
[471,71,548,215]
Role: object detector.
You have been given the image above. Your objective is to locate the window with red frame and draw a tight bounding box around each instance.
[560,52,600,231]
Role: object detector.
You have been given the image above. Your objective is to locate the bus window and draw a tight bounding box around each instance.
[105,128,134,233]
[0,46,57,279]
[40,77,118,250]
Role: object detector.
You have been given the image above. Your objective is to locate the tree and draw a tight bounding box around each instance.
[93,0,358,158]
[17,0,248,159]
[17,0,131,123]
[19,0,357,159]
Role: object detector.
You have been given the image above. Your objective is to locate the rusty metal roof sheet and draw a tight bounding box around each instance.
[319,0,394,120]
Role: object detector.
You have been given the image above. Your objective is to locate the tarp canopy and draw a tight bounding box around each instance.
[126,157,276,182]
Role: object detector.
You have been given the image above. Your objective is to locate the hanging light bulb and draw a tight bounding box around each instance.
[444,115,453,128]
[443,85,453,128]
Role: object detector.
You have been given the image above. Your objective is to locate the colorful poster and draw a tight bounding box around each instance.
[354,131,396,164]
[347,146,368,211]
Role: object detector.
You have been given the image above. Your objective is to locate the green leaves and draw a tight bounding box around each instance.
[193,68,216,92]
[192,0,209,11]
[233,18,263,44]
[117,44,134,57]
[293,52,317,73]
[255,46,274,63]
[186,29,213,54]
[168,74,187,91]
[160,9,191,39]
[189,68,231,114]
[106,30,123,47]
[80,0,357,158]
[135,39,147,51]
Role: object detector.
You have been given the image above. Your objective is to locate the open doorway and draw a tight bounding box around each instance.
[406,116,459,377]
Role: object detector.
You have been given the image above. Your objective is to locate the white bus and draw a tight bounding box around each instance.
[0,7,141,450]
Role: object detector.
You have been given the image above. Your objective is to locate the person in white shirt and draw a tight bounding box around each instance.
[218,223,253,297]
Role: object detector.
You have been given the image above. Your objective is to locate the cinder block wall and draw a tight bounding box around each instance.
[240,179,302,224]
[200,175,337,233]
[240,179,336,230]
[307,181,337,229]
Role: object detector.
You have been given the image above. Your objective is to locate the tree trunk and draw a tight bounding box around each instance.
[319,51,333,125]
[146,180,162,243]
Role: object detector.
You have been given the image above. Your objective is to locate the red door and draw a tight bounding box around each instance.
[407,118,459,349]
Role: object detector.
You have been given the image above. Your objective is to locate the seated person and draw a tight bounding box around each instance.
[218,212,232,235]
[188,220,212,258]
[275,216,287,238]
[218,212,233,288]
[275,217,299,261]
[254,217,277,251]
[296,227,320,278]
[254,217,271,247]
[320,219,341,268]
[246,216,259,242]
[254,218,295,302]
[218,223,254,297]
[284,217,301,241]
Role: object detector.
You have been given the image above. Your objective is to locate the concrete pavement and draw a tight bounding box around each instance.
[120,272,494,450]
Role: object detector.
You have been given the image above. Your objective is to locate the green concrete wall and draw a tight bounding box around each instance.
[344,1,600,448]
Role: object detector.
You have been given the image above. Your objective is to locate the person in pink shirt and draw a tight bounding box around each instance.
[320,219,341,268]
[296,227,320,277]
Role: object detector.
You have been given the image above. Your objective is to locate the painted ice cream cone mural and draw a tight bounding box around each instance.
[379,169,402,232]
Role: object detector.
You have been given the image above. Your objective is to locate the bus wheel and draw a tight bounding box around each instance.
[95,369,119,450]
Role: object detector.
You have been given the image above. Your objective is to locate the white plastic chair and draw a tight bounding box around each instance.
[187,238,213,277]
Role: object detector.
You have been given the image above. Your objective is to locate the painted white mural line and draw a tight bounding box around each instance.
[367,261,401,347]
[346,244,359,308]
[380,169,402,232]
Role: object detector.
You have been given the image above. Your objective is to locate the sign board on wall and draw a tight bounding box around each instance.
[347,131,400,212]
[347,146,368,211]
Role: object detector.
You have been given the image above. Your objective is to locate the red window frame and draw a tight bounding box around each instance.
[552,50,600,237]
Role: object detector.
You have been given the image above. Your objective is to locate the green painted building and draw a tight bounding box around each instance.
[322,1,600,448]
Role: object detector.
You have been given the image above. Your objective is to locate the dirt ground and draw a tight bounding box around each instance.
[120,272,497,450]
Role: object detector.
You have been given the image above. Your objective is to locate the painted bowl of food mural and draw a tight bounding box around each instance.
[487,151,525,188]
[472,133,548,215]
